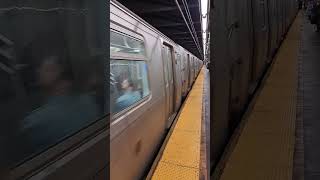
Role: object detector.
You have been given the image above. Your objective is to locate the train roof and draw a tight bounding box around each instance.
[111,0,202,61]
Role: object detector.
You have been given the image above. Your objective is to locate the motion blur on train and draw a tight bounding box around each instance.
[0,0,201,179]
[0,0,108,179]
[209,0,299,169]
[110,0,202,179]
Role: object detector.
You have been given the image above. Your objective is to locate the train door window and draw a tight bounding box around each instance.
[110,30,150,116]
[187,54,191,86]
[192,57,195,79]
[164,46,174,87]
[162,44,175,119]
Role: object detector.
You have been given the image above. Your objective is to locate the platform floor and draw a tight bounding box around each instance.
[151,67,208,180]
[217,12,302,180]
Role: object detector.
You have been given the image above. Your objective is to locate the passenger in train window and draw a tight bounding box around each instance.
[115,79,141,112]
[110,60,150,115]
[19,56,100,159]
[37,56,72,97]
[0,0,108,171]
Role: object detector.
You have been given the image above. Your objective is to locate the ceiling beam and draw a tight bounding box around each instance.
[139,4,198,14]
[156,21,200,28]
[169,30,202,35]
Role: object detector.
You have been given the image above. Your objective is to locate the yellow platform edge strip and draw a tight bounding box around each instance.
[219,14,301,180]
[152,68,205,180]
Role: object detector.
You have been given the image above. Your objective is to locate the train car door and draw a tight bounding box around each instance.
[174,52,182,110]
[193,58,197,79]
[162,43,176,127]
[181,53,186,97]
[185,54,188,95]
[190,57,193,82]
[191,57,195,82]
[183,53,189,96]
[187,54,191,89]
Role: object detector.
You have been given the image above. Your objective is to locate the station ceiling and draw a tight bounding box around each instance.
[117,0,203,59]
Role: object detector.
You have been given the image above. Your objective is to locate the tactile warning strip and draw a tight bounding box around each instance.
[219,13,301,180]
[152,68,205,180]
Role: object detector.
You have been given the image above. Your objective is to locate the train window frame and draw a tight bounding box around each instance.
[110,59,151,120]
[0,66,109,177]
[110,30,146,57]
[4,53,108,177]
[7,113,108,179]
[3,54,108,178]
[110,28,151,122]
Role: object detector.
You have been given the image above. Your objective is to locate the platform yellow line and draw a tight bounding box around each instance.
[219,14,301,180]
[152,68,205,180]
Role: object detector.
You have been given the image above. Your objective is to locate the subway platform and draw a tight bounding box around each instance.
[147,67,210,180]
[145,10,320,180]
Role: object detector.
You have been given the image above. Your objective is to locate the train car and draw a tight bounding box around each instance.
[110,0,202,179]
[0,1,109,179]
[0,0,201,179]
[180,49,189,97]
[209,0,298,170]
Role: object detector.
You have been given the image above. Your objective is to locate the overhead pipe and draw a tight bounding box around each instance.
[181,0,202,55]
[174,0,203,58]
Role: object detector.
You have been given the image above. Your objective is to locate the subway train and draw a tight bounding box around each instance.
[110,0,203,179]
[0,0,201,179]
[209,0,299,170]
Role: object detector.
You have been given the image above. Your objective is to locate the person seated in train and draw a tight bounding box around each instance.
[18,56,100,156]
[115,78,141,112]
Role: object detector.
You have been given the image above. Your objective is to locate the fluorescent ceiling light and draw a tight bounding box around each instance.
[201,0,208,57]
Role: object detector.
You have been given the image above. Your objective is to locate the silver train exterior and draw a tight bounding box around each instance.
[110,1,203,179]
[209,0,299,170]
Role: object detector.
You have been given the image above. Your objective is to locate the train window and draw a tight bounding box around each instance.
[110,60,150,114]
[110,31,145,55]
[0,0,107,170]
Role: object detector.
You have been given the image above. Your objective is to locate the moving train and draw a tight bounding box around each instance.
[110,0,202,179]
[1,1,109,179]
[209,0,299,170]
[0,0,201,179]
